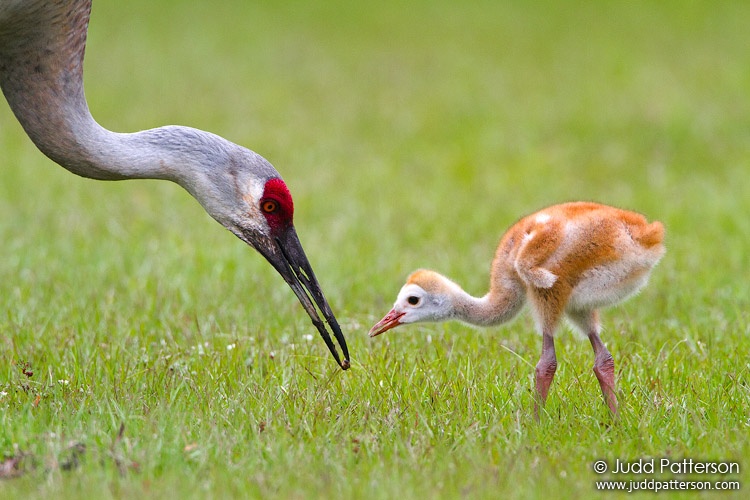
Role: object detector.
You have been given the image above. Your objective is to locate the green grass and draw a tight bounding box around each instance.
[1,0,749,498]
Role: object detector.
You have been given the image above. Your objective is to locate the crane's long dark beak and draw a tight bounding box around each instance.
[253,225,350,370]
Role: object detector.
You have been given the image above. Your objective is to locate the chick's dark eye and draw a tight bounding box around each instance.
[261,200,278,213]
[407,296,420,306]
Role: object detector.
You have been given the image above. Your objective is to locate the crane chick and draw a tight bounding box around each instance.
[369,202,665,418]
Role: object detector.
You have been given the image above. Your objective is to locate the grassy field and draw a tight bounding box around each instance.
[1,0,749,498]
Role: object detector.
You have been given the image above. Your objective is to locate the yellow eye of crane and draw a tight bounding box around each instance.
[262,200,278,213]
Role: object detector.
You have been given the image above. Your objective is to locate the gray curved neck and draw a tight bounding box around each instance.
[0,0,217,183]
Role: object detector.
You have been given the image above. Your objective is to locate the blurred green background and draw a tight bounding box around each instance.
[1,0,748,498]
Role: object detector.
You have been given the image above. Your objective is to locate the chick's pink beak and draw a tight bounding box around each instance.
[368,309,405,337]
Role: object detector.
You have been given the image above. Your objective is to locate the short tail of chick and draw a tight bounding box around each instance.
[631,221,664,249]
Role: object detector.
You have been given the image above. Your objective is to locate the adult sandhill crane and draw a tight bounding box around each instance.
[0,0,349,369]
[370,202,665,417]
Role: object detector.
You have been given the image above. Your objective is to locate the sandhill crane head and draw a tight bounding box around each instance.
[243,178,350,370]
[183,151,350,370]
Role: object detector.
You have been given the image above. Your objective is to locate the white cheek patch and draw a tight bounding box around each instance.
[242,181,269,229]
[246,181,265,208]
